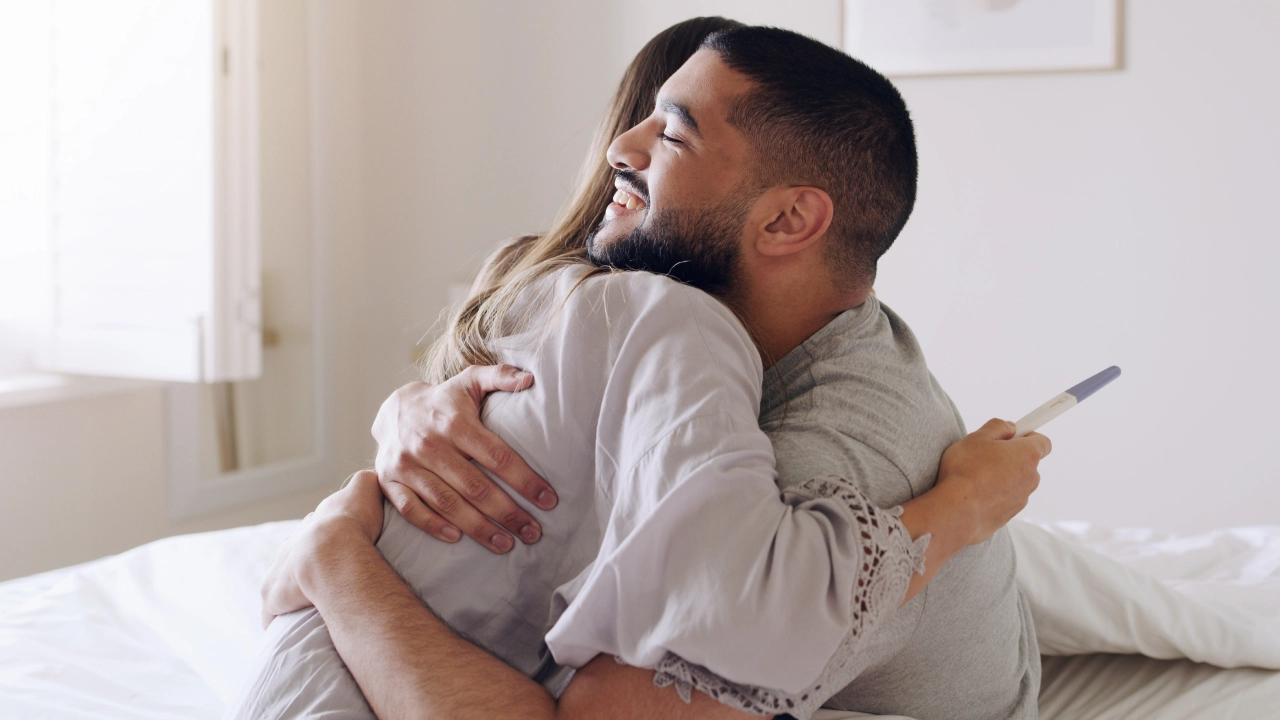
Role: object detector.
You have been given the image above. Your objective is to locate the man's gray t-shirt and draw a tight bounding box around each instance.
[762,293,1040,720]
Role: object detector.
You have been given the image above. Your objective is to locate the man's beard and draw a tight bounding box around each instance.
[585,197,748,297]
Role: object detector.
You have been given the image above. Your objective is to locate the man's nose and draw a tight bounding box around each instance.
[605,122,652,173]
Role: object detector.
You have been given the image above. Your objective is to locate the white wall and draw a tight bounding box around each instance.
[0,385,333,581]
[315,0,629,479]
[619,0,842,54]
[876,0,1280,532]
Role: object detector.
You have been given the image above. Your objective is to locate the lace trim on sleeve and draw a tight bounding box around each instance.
[648,475,929,720]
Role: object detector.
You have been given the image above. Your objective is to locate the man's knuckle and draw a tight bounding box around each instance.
[487,446,512,471]
[412,430,440,454]
[392,493,413,513]
[432,489,462,515]
[463,477,491,502]
[500,509,522,527]
[395,448,419,469]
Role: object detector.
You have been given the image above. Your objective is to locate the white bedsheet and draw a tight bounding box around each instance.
[1,519,1278,719]
[1014,521,1280,667]
[0,521,294,719]
[1017,521,1280,720]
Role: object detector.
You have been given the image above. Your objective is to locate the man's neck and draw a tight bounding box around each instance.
[727,277,870,370]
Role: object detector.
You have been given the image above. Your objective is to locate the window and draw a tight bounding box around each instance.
[0,0,261,385]
[0,2,53,380]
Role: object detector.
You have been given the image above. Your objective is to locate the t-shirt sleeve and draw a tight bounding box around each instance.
[540,274,929,719]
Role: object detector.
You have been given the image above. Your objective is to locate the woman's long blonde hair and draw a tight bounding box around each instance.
[421,17,744,383]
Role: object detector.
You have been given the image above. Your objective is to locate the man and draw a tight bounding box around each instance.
[265,27,1041,719]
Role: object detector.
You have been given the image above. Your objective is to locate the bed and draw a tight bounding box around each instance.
[2,519,1278,719]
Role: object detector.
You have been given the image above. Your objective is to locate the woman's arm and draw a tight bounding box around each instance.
[541,416,1048,712]
[899,418,1049,604]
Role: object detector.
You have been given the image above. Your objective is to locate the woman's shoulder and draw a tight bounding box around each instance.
[566,267,739,327]
[548,267,760,376]
[504,265,749,352]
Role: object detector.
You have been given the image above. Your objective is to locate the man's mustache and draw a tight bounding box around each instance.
[614,169,650,205]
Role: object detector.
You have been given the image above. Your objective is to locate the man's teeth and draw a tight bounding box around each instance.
[612,188,645,211]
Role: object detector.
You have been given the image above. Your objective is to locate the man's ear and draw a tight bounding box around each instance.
[754,186,834,258]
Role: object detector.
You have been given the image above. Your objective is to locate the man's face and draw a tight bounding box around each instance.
[586,50,758,294]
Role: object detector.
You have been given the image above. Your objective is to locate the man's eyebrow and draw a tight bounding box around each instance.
[658,97,701,136]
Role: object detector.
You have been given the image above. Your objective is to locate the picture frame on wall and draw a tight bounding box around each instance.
[843,0,1121,76]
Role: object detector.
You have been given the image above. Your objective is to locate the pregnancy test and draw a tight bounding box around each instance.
[1014,366,1121,437]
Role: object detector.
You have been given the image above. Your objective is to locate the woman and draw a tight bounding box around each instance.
[242,18,1046,720]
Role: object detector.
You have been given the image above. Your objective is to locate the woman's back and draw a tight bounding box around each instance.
[230,265,772,718]
[380,264,768,680]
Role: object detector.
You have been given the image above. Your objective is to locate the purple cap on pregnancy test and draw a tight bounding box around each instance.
[1065,366,1121,402]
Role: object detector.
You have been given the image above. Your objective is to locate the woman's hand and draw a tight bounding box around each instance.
[933,418,1052,545]
[260,470,385,627]
[896,419,1050,605]
[371,365,558,554]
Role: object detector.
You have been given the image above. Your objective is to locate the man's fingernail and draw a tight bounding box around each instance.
[519,524,540,543]
[441,526,462,542]
[492,533,514,552]
[536,489,557,509]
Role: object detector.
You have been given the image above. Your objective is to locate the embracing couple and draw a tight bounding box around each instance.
[235,19,1049,720]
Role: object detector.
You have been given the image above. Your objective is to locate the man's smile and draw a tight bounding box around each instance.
[605,177,648,222]
[611,187,647,211]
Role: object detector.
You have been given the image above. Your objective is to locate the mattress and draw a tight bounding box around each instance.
[1,519,1278,719]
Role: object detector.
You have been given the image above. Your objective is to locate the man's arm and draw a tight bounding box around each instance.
[275,472,763,720]
[298,519,559,719]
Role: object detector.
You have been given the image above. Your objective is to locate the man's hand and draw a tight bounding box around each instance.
[372,365,558,554]
[260,470,385,627]
[934,418,1052,545]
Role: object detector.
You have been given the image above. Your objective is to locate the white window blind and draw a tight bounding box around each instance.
[1,0,262,384]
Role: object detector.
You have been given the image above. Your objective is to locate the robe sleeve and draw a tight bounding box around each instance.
[541,274,929,719]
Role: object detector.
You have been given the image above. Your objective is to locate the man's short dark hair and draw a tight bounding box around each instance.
[702,27,917,285]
